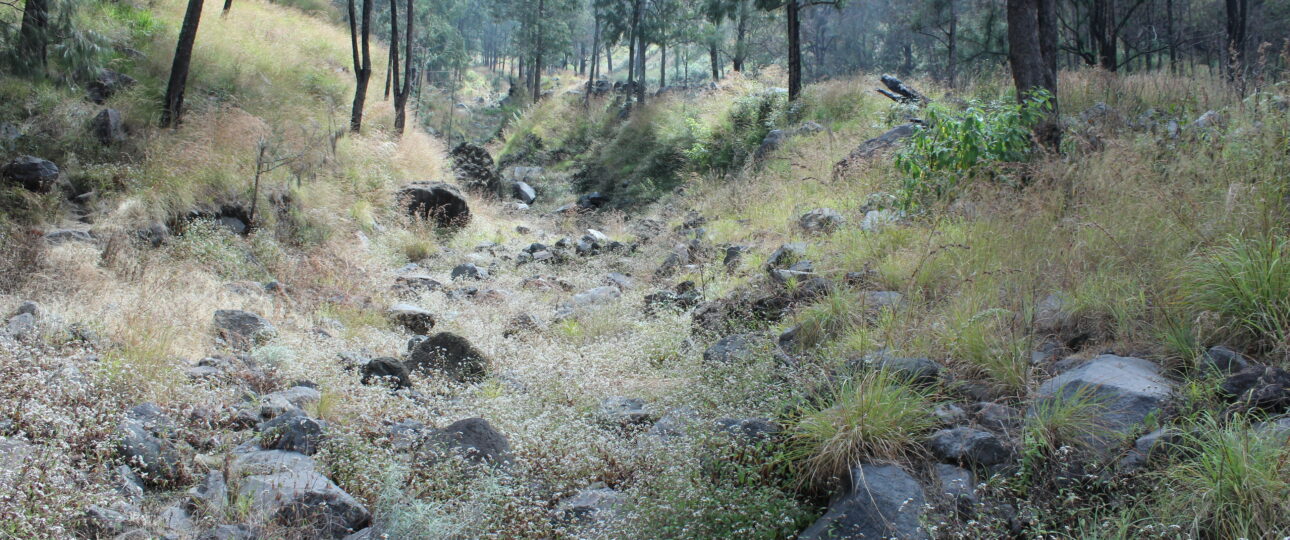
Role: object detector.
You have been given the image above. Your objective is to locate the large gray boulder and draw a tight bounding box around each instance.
[2,155,59,193]
[405,332,490,383]
[233,450,370,538]
[1034,355,1174,437]
[213,310,276,349]
[799,463,929,540]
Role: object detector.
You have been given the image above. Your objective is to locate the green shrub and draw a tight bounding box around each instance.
[1184,233,1290,354]
[785,370,935,488]
[893,91,1051,210]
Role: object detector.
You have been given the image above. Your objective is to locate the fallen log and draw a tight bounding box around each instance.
[876,75,928,105]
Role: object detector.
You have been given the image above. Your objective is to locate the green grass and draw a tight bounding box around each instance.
[1184,233,1290,355]
[784,369,935,489]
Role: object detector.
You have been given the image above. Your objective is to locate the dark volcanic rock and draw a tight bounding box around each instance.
[213,310,276,349]
[406,332,490,383]
[928,427,1011,467]
[361,357,412,390]
[424,417,512,465]
[397,182,471,228]
[91,108,127,145]
[2,155,60,193]
[449,143,503,195]
[387,304,436,334]
[87,69,136,104]
[799,463,929,540]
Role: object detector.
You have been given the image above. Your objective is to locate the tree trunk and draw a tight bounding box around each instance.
[348,0,373,132]
[733,0,749,72]
[17,0,50,75]
[161,0,205,128]
[392,0,413,135]
[1225,0,1248,81]
[533,0,545,103]
[659,43,666,88]
[606,40,613,73]
[947,0,958,87]
[586,11,600,106]
[786,0,802,100]
[1007,0,1060,149]
[710,41,719,81]
[221,0,233,16]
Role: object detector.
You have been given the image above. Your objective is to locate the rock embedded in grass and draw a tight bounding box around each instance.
[928,427,1012,467]
[257,409,325,456]
[405,332,490,383]
[799,208,846,234]
[703,333,763,366]
[212,310,276,349]
[115,404,182,487]
[2,155,60,193]
[360,357,411,390]
[798,463,929,540]
[387,304,436,334]
[91,108,127,145]
[1033,354,1174,438]
[397,182,471,228]
[512,181,536,204]
[423,417,512,465]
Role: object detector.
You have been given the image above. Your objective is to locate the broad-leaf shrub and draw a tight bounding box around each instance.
[894,91,1052,210]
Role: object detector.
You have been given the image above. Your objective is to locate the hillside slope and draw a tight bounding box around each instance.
[2,0,1290,538]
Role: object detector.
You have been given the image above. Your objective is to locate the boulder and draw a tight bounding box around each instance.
[502,313,542,338]
[2,155,59,193]
[387,304,435,334]
[235,386,321,426]
[512,181,536,204]
[928,427,1011,467]
[115,404,182,487]
[406,332,490,383]
[799,463,929,540]
[598,396,652,428]
[423,417,512,465]
[569,286,621,309]
[360,357,411,390]
[81,505,132,538]
[1117,427,1183,471]
[91,108,127,145]
[703,333,762,366]
[558,487,625,523]
[799,208,846,234]
[198,525,259,540]
[393,274,443,294]
[87,69,136,104]
[1034,355,1174,437]
[233,450,370,538]
[1201,346,1250,375]
[257,409,324,456]
[1221,365,1290,417]
[577,192,610,209]
[934,464,977,517]
[397,182,471,228]
[451,263,489,281]
[448,143,502,195]
[4,313,37,341]
[714,417,780,443]
[765,243,808,272]
[187,470,229,515]
[213,310,276,349]
[849,350,943,386]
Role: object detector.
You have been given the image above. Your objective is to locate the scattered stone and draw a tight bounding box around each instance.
[235,386,321,426]
[577,192,610,209]
[82,505,132,538]
[257,409,324,456]
[423,417,512,465]
[1221,365,1290,417]
[1118,427,1183,471]
[512,181,536,204]
[91,108,127,145]
[87,69,136,104]
[2,155,60,193]
[503,313,542,338]
[765,243,807,272]
[598,396,652,428]
[187,470,229,515]
[861,290,905,311]
[703,333,762,366]
[933,403,968,425]
[1034,355,1174,439]
[397,182,471,228]
[935,463,978,517]
[451,263,489,281]
[198,524,259,540]
[859,208,901,232]
[393,274,443,294]
[723,245,746,271]
[799,208,846,234]
[714,417,780,443]
[1034,293,1087,349]
[558,487,624,523]
[928,427,1011,467]
[972,402,1021,434]
[361,357,411,390]
[387,304,435,334]
[213,310,276,349]
[570,286,621,308]
[647,408,700,440]
[4,312,37,341]
[798,463,929,540]
[406,332,490,383]
[234,449,370,538]
[116,404,182,487]
[1201,346,1250,375]
[850,350,942,386]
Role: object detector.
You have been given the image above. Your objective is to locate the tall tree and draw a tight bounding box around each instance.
[389,0,414,134]
[17,0,50,74]
[161,0,205,128]
[1006,0,1059,149]
[347,0,374,132]
[1225,0,1248,81]
[755,0,846,101]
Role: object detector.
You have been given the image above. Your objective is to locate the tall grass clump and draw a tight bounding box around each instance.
[785,370,935,489]
[1151,415,1290,538]
[1019,386,1113,488]
[1184,232,1290,354]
